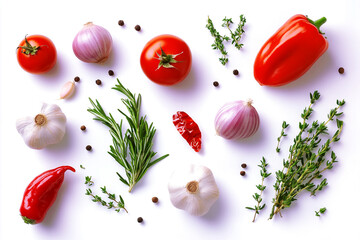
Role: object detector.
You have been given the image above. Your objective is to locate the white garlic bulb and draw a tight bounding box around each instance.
[168,164,219,216]
[16,103,67,149]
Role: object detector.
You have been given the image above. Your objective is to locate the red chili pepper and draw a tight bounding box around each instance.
[173,111,201,152]
[20,166,75,224]
[254,14,328,86]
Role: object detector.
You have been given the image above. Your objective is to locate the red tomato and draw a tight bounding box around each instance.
[140,34,192,85]
[17,35,57,74]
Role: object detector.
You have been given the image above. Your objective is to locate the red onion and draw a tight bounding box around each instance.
[72,22,113,63]
[215,99,260,140]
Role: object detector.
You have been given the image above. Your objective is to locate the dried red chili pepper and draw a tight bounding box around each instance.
[254,14,328,86]
[172,111,201,152]
[20,166,75,224]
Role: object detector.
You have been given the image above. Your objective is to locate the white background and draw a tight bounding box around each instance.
[1,0,360,239]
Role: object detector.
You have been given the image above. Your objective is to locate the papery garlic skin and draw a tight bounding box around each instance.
[16,103,67,149]
[168,164,219,216]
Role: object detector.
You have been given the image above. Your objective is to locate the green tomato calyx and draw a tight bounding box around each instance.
[18,35,40,55]
[155,47,183,70]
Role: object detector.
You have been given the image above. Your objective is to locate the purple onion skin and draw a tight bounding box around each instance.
[215,100,260,140]
[72,22,113,63]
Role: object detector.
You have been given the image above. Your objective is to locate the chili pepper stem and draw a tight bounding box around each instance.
[307,16,327,34]
[21,215,36,224]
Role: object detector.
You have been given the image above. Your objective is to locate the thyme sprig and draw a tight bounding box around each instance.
[246,157,271,222]
[276,121,289,152]
[206,16,229,65]
[269,91,345,219]
[315,207,326,217]
[85,176,127,213]
[222,15,246,50]
[88,79,169,192]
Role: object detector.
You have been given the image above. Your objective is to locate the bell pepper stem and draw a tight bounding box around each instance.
[307,16,327,34]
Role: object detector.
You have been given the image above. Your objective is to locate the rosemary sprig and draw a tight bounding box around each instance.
[269,91,345,220]
[85,176,127,213]
[206,16,229,65]
[315,207,326,217]
[88,79,169,192]
[246,157,271,222]
[222,15,246,50]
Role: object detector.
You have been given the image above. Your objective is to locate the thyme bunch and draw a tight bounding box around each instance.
[206,15,246,65]
[246,157,271,222]
[85,176,128,213]
[269,91,345,219]
[88,79,169,192]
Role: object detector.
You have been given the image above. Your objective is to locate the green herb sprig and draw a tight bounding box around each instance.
[85,176,127,213]
[206,16,229,65]
[222,15,246,50]
[269,91,345,219]
[276,121,289,153]
[315,207,326,217]
[88,79,169,192]
[246,157,271,222]
[206,15,246,65]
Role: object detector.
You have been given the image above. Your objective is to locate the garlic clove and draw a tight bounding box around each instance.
[60,81,76,99]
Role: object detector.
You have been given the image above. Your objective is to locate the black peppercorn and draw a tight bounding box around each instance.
[80,125,86,131]
[118,20,125,26]
[241,163,247,168]
[137,217,143,223]
[108,70,114,76]
[338,67,345,74]
[240,171,246,176]
[135,25,141,31]
[96,79,102,85]
[74,76,80,82]
[233,69,239,76]
[213,81,219,87]
[152,197,159,203]
[86,145,92,151]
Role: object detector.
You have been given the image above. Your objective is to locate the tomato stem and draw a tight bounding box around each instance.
[18,35,40,55]
[155,47,183,70]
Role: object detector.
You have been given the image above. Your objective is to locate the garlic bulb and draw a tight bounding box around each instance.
[16,103,67,149]
[168,164,219,216]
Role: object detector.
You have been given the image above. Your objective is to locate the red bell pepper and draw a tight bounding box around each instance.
[254,14,328,86]
[20,166,75,224]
